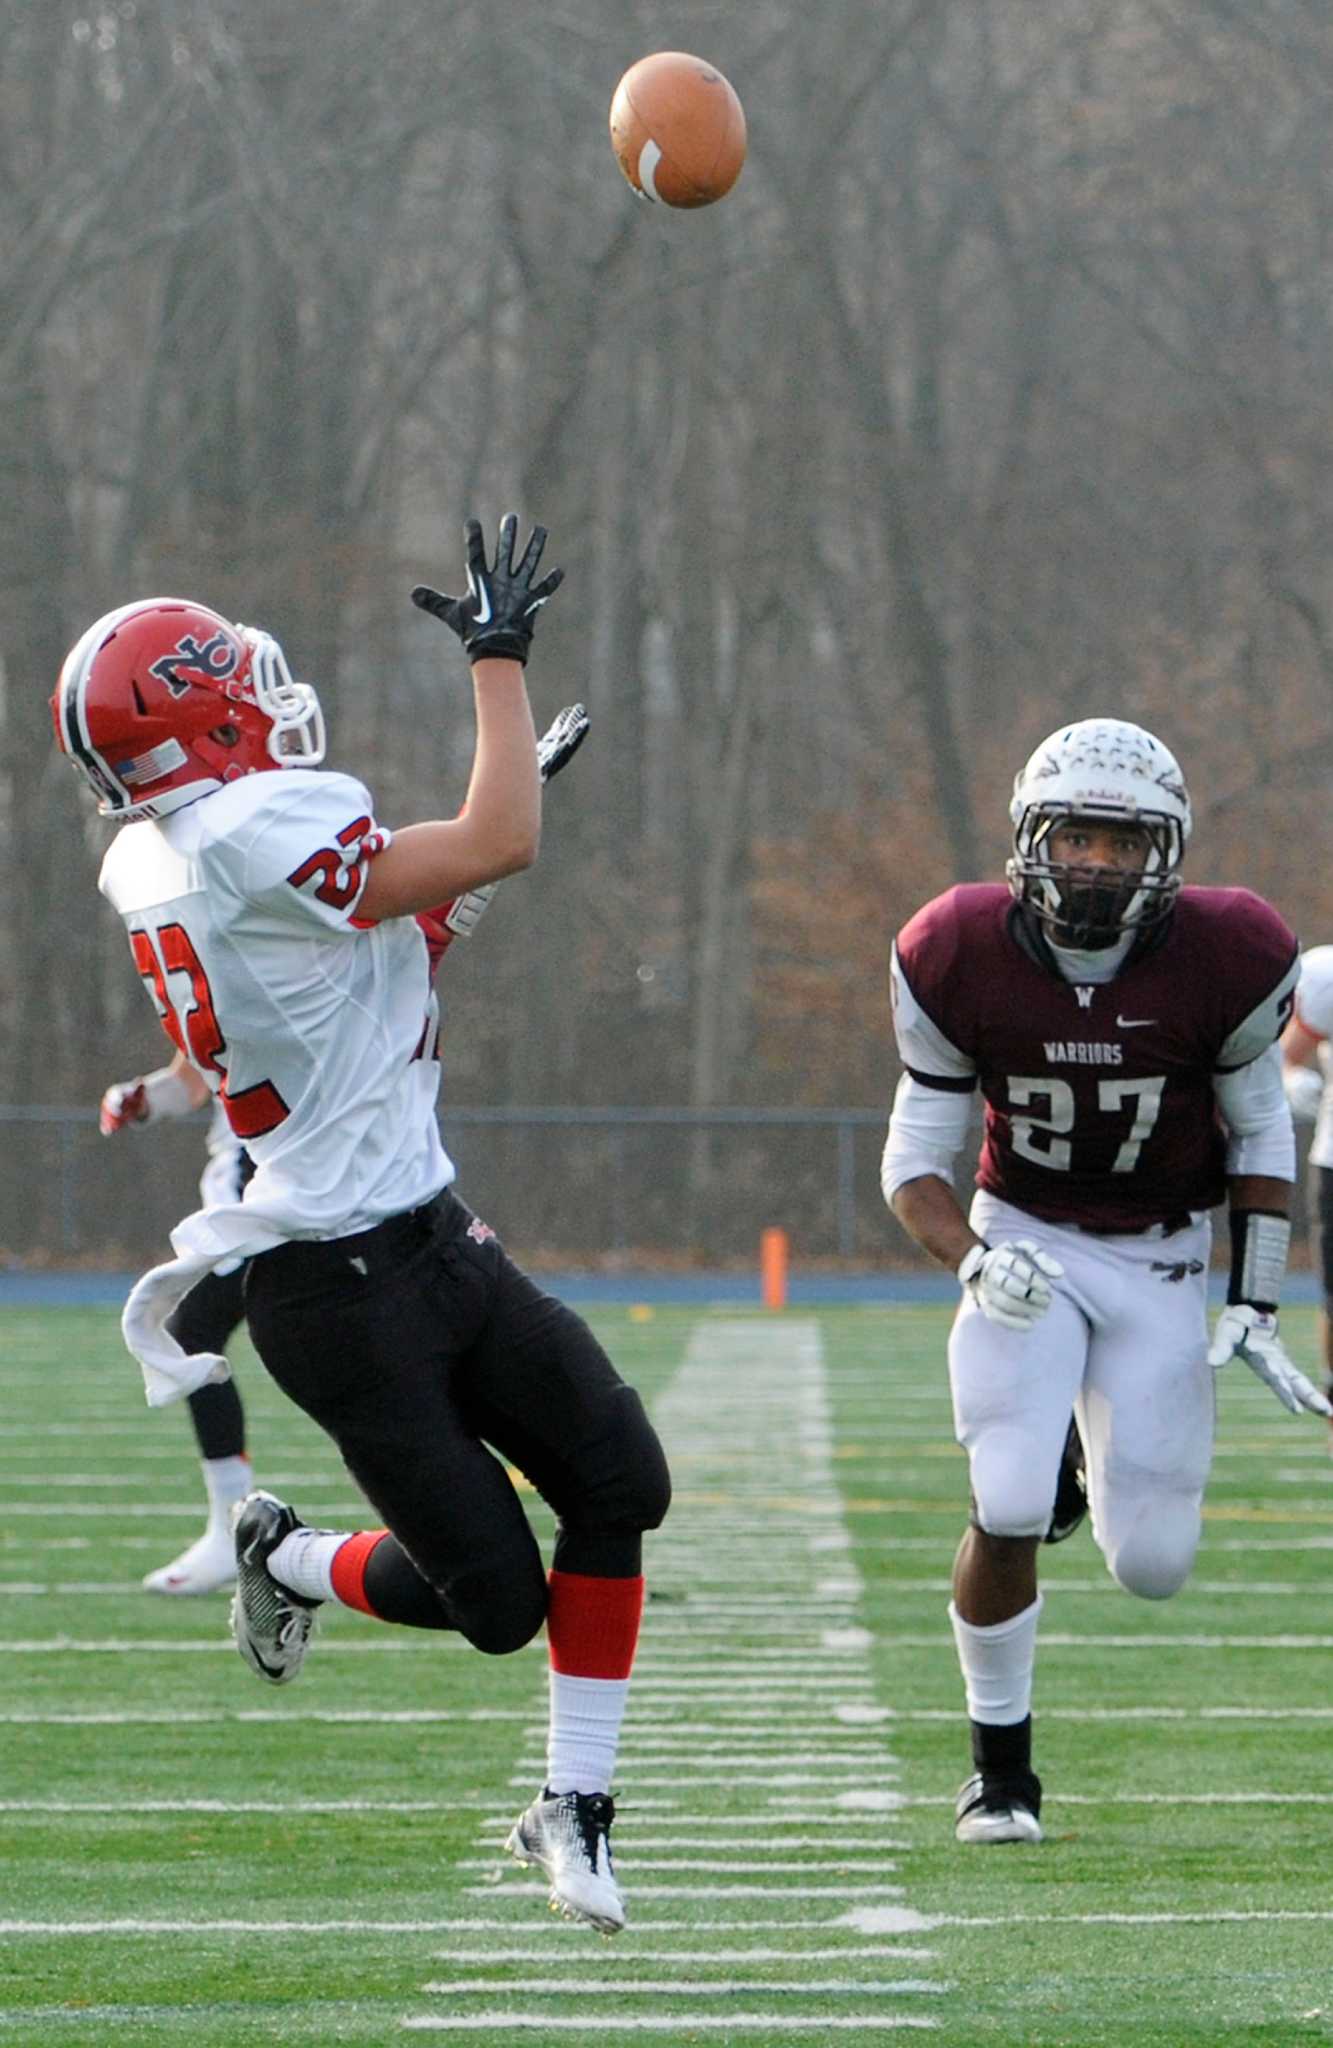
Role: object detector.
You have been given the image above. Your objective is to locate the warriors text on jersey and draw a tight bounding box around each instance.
[891,885,1299,1229]
[99,769,452,1240]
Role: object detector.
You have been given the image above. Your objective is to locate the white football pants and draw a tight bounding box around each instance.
[951,1192,1216,1600]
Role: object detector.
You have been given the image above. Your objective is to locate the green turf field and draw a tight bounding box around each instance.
[2,1302,1331,2045]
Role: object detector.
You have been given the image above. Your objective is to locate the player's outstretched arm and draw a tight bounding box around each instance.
[359,515,563,923]
[430,704,590,951]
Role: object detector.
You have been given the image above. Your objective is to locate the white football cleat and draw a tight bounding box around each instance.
[142,1527,237,1595]
[506,1789,626,1934]
[955,1769,1044,1844]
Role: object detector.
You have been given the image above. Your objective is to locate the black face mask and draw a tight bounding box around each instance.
[1048,867,1144,948]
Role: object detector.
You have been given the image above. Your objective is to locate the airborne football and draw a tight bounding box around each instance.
[609,51,746,208]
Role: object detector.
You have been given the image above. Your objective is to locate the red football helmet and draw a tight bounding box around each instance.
[52,597,325,821]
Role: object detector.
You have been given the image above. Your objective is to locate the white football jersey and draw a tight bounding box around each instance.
[1294,945,1333,1170]
[100,768,453,1241]
[199,1099,248,1210]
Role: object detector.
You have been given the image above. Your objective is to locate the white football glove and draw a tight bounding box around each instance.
[444,704,589,940]
[98,1066,197,1137]
[1207,1304,1332,1417]
[957,1239,1064,1331]
[1281,1061,1325,1123]
[99,1080,150,1137]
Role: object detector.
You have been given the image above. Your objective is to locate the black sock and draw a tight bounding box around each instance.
[970,1714,1033,1776]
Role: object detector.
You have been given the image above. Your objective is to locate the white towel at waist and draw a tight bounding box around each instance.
[122,1200,290,1408]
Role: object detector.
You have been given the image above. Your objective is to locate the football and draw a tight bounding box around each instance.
[609,52,746,209]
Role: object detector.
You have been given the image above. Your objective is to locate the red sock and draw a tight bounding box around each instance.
[329,1530,390,1616]
[546,1570,644,1680]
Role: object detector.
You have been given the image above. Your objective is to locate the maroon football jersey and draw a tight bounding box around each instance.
[892,884,1299,1228]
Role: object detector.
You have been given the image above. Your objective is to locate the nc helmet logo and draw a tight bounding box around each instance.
[149,631,240,698]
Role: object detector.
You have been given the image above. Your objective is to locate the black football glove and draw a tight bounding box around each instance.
[411,513,563,666]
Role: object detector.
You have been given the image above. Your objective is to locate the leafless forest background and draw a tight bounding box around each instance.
[4,0,1333,1263]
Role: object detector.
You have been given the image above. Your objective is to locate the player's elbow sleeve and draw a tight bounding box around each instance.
[880,1072,969,1206]
[881,1142,955,1209]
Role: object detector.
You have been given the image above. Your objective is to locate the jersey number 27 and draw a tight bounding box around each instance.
[1008,1075,1165,1173]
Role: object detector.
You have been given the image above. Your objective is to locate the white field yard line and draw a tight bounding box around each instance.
[13,1704,1333,1728]
[789,1535,1333,1552]
[417,1979,944,1996]
[24,1625,1333,1657]
[0,1918,939,1938]
[401,2021,939,2035]
[7,1909,1333,1940]
[10,1788,1333,1818]
[422,1318,942,2037]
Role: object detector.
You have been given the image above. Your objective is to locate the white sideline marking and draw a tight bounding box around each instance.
[0,1799,505,1815]
[889,1791,1333,1809]
[808,1534,1333,1552]
[522,1748,896,1769]
[844,1905,1333,1933]
[1,1500,370,1518]
[402,2021,937,2035]
[857,1706,1333,1724]
[418,1979,943,1997]
[13,1629,1333,1653]
[427,1948,939,1963]
[479,1816,903,1837]
[0,1709,531,1725]
[457,1857,899,1875]
[507,1768,895,1787]
[0,1919,551,1936]
[465,1883,908,1900]
[0,1918,933,1938]
[574,1737,892,1754]
[444,1319,938,2036]
[0,1639,474,1655]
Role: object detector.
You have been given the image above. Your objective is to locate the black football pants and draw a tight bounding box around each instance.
[242,1189,671,1654]
[167,1266,249,1461]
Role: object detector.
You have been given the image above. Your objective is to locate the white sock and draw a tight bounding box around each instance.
[948,1595,1043,1725]
[546,1672,631,1796]
[202,1454,253,1537]
[267,1529,348,1603]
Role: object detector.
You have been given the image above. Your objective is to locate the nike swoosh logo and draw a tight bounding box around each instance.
[472,586,492,625]
[1116,1016,1158,1029]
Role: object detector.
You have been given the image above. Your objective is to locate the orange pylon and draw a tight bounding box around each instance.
[760,1226,789,1310]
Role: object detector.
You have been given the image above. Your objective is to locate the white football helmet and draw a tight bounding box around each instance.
[1007,717,1191,947]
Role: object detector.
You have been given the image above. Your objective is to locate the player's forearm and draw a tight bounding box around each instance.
[891,1174,983,1270]
[167,1050,212,1111]
[356,661,540,920]
[462,658,541,859]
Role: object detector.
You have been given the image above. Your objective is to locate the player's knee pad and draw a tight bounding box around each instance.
[1103,1496,1200,1601]
[449,1549,549,1656]
[968,1426,1060,1539]
[581,1388,673,1534]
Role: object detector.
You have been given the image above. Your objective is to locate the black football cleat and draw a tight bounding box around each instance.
[229,1491,320,1685]
[955,1767,1044,1844]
